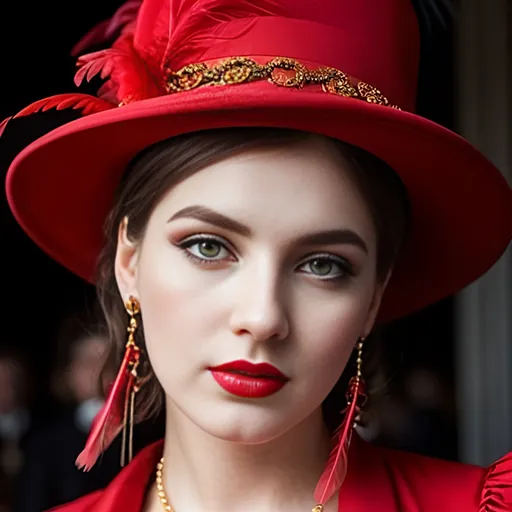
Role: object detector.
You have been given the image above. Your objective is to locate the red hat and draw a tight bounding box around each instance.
[3,0,511,323]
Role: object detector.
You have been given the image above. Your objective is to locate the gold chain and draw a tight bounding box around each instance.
[156,457,175,511]
[165,56,400,109]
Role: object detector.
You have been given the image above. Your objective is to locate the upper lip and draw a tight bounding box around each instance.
[208,360,289,380]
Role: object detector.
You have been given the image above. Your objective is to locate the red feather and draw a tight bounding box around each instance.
[71,0,142,56]
[163,0,288,70]
[0,116,12,137]
[74,50,120,85]
[13,94,115,118]
[313,377,365,507]
[74,33,162,105]
[75,342,139,471]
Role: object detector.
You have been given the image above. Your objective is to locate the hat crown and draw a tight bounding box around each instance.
[131,0,420,111]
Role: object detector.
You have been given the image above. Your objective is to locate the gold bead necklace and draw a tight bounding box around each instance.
[156,457,175,512]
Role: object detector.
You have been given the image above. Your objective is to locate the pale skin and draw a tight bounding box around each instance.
[115,135,391,512]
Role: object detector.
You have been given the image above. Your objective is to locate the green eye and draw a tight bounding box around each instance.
[299,255,353,281]
[178,235,232,263]
[198,241,221,258]
[309,259,333,276]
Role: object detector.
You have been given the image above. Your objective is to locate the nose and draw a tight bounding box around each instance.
[229,265,290,343]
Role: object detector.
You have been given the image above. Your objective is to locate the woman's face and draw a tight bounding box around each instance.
[116,136,387,443]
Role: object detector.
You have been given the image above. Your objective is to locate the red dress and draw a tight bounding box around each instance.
[49,435,512,511]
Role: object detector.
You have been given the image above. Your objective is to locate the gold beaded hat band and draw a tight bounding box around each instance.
[4,0,511,325]
[164,57,400,109]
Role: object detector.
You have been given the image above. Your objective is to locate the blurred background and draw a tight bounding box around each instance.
[0,1,510,511]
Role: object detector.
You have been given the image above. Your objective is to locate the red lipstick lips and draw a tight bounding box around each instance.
[208,360,289,398]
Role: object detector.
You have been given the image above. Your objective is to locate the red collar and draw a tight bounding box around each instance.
[93,440,164,512]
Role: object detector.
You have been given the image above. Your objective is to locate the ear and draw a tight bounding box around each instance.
[362,268,394,338]
[114,216,140,301]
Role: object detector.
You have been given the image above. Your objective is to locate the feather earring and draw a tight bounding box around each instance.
[75,296,142,471]
[312,339,367,512]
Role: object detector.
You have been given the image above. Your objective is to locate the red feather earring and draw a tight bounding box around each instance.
[312,338,367,512]
[76,296,142,471]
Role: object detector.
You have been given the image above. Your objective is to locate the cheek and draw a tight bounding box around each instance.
[134,240,225,383]
[292,287,372,394]
[300,314,359,376]
[138,239,202,325]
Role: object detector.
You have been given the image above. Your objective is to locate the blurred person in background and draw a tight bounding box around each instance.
[0,352,32,512]
[359,364,457,461]
[13,322,120,512]
[400,365,457,459]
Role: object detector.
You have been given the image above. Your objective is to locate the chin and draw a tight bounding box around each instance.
[193,402,298,444]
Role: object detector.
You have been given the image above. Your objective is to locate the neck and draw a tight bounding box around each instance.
[151,400,333,512]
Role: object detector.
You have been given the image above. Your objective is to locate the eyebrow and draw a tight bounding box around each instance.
[168,206,251,236]
[167,205,368,254]
[296,230,368,254]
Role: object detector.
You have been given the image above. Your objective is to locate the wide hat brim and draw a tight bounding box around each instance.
[5,81,511,323]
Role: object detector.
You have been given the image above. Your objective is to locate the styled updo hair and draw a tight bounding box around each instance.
[95,127,410,433]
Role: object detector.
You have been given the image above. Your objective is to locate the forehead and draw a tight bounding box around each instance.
[151,136,375,245]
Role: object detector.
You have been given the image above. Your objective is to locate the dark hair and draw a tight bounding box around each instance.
[95,127,410,431]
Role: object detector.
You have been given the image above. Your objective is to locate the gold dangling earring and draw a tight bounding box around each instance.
[353,338,367,426]
[312,337,368,512]
[75,295,142,471]
[120,295,142,467]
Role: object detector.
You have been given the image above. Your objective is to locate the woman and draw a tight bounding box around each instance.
[2,0,511,510]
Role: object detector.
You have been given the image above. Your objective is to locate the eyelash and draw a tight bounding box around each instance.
[176,235,354,281]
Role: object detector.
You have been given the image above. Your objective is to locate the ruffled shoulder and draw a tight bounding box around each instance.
[480,451,512,511]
